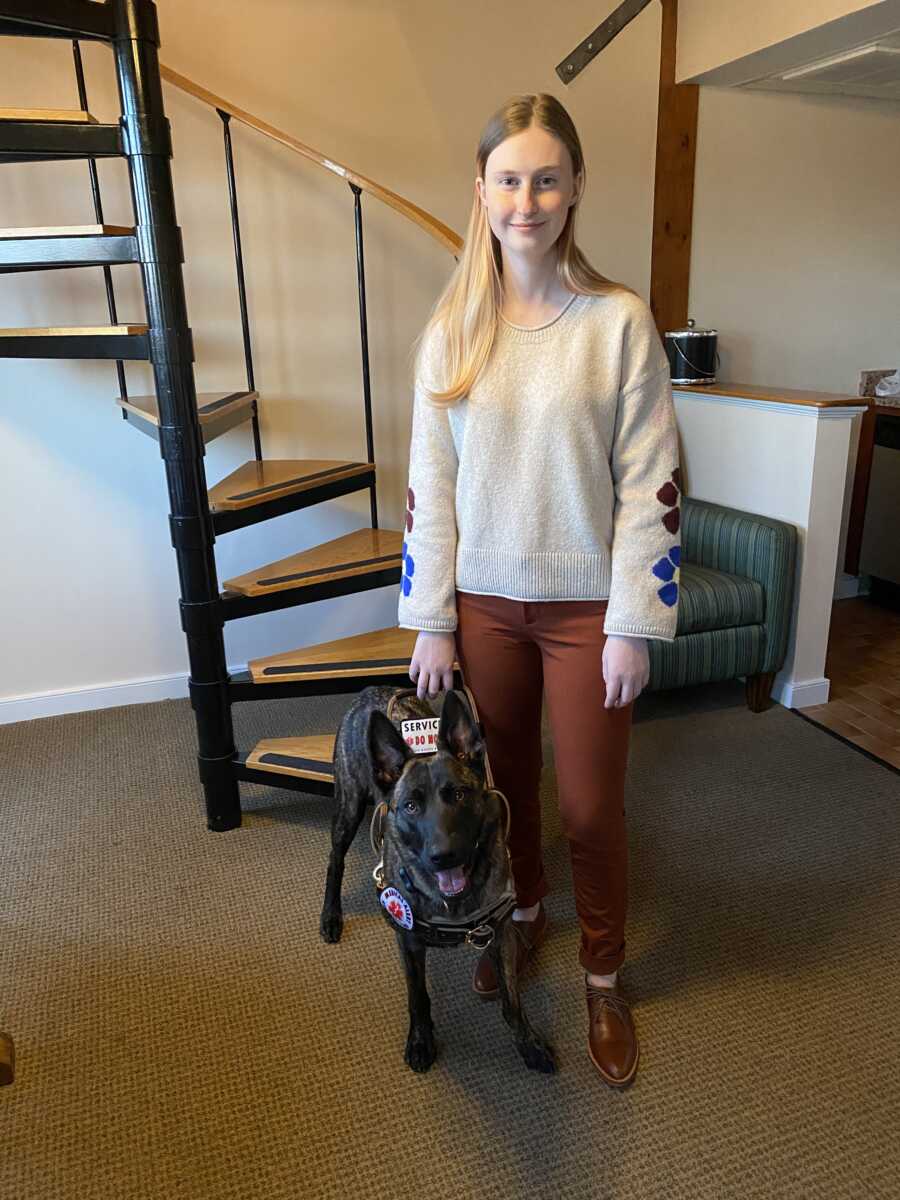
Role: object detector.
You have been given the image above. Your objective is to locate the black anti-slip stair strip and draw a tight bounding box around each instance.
[258,552,400,589]
[228,670,415,704]
[260,656,410,677]
[227,464,367,503]
[221,565,402,622]
[211,472,377,536]
[258,753,334,776]
[231,757,335,795]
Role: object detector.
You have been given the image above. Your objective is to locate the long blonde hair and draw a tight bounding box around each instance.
[415,92,633,406]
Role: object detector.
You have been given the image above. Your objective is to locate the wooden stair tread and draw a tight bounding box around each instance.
[118,390,257,426]
[209,459,373,513]
[222,528,403,598]
[246,735,335,781]
[249,626,419,683]
[0,224,133,238]
[0,108,97,123]
[0,324,147,337]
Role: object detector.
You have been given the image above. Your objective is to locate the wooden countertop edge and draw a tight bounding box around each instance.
[675,382,877,409]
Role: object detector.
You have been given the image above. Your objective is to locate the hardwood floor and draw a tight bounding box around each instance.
[802,594,900,770]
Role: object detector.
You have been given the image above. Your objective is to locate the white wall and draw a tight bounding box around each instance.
[0,0,664,717]
[688,85,900,396]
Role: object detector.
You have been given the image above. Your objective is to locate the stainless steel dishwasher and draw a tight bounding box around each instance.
[859,411,900,596]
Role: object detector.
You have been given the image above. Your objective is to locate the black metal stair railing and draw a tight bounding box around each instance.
[72,39,128,403]
[216,108,262,461]
[349,181,378,530]
[193,103,381,527]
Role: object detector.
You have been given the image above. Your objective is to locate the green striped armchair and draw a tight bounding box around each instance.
[647,496,798,711]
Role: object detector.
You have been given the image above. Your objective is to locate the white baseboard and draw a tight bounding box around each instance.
[834,572,870,601]
[1,666,833,723]
[773,675,831,708]
[0,665,246,726]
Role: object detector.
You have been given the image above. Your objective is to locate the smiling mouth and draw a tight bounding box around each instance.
[512,222,544,229]
[434,865,469,897]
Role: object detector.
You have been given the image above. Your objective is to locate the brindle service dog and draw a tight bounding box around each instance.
[320,685,555,1075]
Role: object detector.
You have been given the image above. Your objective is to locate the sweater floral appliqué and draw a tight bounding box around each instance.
[401,488,416,597]
[653,466,682,607]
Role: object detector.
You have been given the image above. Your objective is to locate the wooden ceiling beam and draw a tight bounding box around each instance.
[650,0,699,337]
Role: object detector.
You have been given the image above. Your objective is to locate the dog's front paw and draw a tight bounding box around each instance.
[319,907,344,944]
[404,1024,437,1073]
[518,1034,557,1074]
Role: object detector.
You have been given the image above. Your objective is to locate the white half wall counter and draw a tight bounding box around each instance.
[673,382,868,709]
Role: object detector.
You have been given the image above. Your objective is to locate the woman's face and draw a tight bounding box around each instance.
[476,123,582,263]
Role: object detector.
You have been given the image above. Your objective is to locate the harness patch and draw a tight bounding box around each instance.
[400,717,440,755]
[380,886,414,930]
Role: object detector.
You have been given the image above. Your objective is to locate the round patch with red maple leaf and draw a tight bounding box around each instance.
[380,886,414,930]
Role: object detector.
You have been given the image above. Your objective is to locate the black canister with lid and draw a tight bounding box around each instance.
[664,318,718,385]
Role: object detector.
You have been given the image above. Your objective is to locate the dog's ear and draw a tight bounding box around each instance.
[368,710,412,791]
[438,690,484,765]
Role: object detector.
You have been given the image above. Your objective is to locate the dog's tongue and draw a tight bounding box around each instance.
[435,866,468,896]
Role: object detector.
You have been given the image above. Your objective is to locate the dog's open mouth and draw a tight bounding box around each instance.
[434,865,469,897]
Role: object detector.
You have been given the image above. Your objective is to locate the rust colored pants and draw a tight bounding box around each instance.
[455,591,634,975]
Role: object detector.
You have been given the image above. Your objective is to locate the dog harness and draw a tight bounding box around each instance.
[376,871,517,949]
[372,687,516,950]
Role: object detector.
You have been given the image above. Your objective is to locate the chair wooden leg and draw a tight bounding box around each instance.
[746,672,776,712]
[0,1031,14,1086]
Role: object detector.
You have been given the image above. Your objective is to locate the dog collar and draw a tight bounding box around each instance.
[376,872,517,950]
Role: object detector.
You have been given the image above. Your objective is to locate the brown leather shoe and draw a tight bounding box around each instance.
[586,979,639,1087]
[472,904,547,1000]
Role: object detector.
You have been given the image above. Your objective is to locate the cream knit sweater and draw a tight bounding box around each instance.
[397,289,682,641]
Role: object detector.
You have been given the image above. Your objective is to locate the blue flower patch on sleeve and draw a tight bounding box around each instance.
[652,545,680,607]
[400,540,415,597]
[399,489,417,600]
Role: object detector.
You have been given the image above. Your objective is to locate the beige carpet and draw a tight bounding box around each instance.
[1,681,898,1199]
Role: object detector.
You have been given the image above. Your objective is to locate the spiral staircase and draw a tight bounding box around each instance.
[0,0,461,833]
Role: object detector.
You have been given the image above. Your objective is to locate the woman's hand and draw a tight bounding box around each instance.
[409,631,456,700]
[602,635,650,709]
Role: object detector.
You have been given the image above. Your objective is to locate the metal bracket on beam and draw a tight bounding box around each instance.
[147,327,195,364]
[135,223,185,265]
[556,0,654,84]
[180,598,224,637]
[169,514,215,551]
[119,113,172,159]
[158,424,202,462]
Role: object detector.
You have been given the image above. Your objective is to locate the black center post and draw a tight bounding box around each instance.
[111,0,240,830]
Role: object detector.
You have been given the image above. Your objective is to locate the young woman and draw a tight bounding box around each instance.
[397,93,681,1087]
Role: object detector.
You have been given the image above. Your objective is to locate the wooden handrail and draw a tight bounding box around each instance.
[159,65,462,258]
